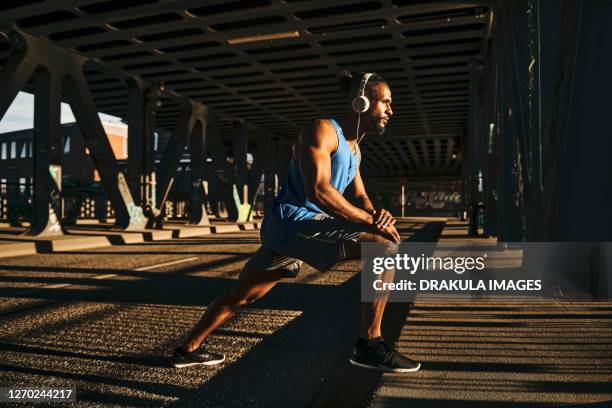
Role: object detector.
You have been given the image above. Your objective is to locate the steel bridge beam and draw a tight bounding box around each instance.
[205,107,239,221]
[232,120,248,205]
[0,29,147,233]
[188,103,210,226]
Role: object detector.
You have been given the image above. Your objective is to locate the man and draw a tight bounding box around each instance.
[172,71,420,373]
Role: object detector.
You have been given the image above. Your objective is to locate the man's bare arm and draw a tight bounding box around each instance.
[351,167,375,214]
[351,160,396,230]
[298,120,374,226]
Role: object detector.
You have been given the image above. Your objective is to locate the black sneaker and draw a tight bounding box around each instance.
[172,346,225,368]
[349,337,420,373]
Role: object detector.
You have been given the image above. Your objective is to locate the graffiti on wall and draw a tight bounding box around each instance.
[406,190,461,209]
[369,181,462,214]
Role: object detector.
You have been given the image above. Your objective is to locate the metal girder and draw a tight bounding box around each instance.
[232,119,248,204]
[30,65,62,236]
[146,93,207,228]
[263,142,278,213]
[488,0,524,241]
[0,32,36,121]
[466,59,484,235]
[481,19,500,237]
[0,0,495,178]
[0,29,146,233]
[188,104,210,226]
[126,77,154,208]
[247,136,272,205]
[64,68,145,229]
[205,107,239,221]
[537,0,612,241]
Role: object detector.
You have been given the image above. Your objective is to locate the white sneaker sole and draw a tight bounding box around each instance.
[349,358,421,373]
[173,355,225,368]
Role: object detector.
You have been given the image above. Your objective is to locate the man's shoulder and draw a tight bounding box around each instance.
[301,118,339,148]
[309,118,336,132]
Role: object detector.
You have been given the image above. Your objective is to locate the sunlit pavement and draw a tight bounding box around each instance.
[368,221,612,407]
[0,219,610,407]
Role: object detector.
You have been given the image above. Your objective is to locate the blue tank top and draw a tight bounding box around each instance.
[272,118,360,221]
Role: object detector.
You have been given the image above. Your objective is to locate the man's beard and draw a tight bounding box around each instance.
[369,113,387,135]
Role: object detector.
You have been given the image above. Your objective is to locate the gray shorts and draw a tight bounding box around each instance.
[245,211,369,277]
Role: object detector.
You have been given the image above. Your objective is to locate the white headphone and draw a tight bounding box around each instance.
[351,72,373,113]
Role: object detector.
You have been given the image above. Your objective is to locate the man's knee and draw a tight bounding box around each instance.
[361,232,390,243]
[360,232,397,252]
[225,271,281,309]
[224,290,253,309]
[214,283,244,308]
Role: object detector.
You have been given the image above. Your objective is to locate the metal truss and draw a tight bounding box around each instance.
[0,29,147,234]
[0,0,493,178]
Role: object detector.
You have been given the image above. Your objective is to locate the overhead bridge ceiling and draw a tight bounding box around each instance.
[0,0,491,178]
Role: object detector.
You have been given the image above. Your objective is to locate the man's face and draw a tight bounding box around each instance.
[366,83,393,135]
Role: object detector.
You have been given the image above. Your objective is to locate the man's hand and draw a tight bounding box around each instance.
[372,208,396,230]
[377,223,401,244]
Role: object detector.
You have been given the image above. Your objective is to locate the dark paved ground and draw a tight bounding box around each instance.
[369,299,612,407]
[0,219,610,407]
[0,219,434,407]
[368,221,612,407]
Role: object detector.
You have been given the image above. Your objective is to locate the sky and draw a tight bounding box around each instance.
[0,91,124,134]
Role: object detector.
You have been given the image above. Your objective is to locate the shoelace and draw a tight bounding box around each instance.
[376,342,403,367]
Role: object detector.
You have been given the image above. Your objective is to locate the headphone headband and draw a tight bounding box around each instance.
[356,72,373,98]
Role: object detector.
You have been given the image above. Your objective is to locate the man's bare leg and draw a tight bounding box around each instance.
[350,233,419,372]
[360,300,387,339]
[354,232,395,340]
[181,264,285,352]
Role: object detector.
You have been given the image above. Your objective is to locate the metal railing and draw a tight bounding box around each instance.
[0,181,265,225]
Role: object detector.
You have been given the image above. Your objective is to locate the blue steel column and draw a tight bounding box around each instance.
[542,0,612,241]
[147,97,195,228]
[504,0,531,241]
[205,159,221,217]
[0,30,62,235]
[2,30,147,231]
[263,141,278,212]
[482,10,501,238]
[247,136,272,205]
[189,103,210,226]
[232,120,248,206]
[495,1,524,242]
[29,68,63,235]
[126,78,155,210]
[206,108,238,221]
[0,32,35,121]
[515,0,612,297]
[467,61,483,236]
[63,72,145,230]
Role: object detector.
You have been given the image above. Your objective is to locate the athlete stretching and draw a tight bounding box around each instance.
[172,71,420,373]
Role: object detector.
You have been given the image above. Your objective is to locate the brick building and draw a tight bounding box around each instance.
[0,122,127,221]
[0,121,127,186]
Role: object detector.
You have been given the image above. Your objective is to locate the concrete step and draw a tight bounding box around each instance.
[0,221,260,259]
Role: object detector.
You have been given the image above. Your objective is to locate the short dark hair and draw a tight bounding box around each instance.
[337,70,388,100]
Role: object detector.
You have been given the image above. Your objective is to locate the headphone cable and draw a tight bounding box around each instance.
[356,113,366,146]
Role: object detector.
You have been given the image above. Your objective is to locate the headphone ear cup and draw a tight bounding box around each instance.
[352,95,370,113]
